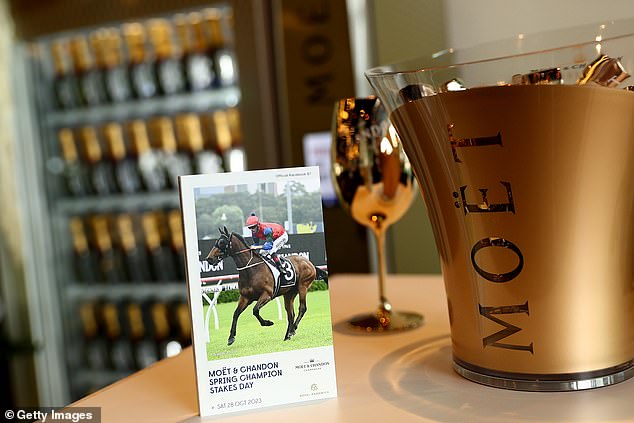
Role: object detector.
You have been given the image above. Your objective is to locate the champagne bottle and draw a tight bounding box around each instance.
[152,301,177,360]
[126,301,157,369]
[58,128,91,196]
[142,211,177,281]
[123,23,159,99]
[167,209,186,281]
[148,19,186,96]
[155,299,189,360]
[101,28,133,103]
[89,30,110,102]
[203,8,238,87]
[79,300,110,370]
[156,210,179,280]
[182,12,215,91]
[214,109,246,172]
[175,113,222,174]
[212,109,231,164]
[226,107,247,171]
[78,125,117,195]
[199,112,227,171]
[150,116,190,189]
[199,112,216,151]
[50,39,81,109]
[114,213,152,282]
[69,216,98,283]
[103,122,142,194]
[100,300,134,370]
[173,114,197,174]
[88,214,125,283]
[169,300,192,349]
[70,35,107,107]
[117,300,138,370]
[127,119,166,192]
[174,14,194,92]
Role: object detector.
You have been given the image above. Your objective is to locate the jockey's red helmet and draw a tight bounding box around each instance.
[246,214,260,229]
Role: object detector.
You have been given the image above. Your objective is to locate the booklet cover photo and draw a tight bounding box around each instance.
[179,166,337,417]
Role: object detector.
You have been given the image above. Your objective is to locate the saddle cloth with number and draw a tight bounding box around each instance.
[261,255,298,297]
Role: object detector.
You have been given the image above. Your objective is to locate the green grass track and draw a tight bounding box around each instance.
[204,290,333,361]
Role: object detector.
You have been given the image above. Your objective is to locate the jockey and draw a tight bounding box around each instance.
[245,213,288,273]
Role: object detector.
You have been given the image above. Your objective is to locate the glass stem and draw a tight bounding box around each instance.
[372,215,391,313]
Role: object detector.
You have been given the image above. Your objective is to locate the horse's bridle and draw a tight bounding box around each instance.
[215,233,264,270]
[215,232,233,258]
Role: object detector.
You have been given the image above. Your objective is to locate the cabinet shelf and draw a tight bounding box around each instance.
[54,191,181,213]
[66,282,187,301]
[46,86,241,127]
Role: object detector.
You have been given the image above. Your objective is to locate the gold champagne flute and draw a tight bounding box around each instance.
[332,96,423,331]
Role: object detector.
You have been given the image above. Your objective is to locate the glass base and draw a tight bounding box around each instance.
[453,358,634,391]
[349,310,423,333]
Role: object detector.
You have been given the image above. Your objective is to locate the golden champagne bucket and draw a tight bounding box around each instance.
[366,20,634,391]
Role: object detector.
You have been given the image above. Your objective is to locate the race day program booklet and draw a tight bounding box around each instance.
[179,166,337,417]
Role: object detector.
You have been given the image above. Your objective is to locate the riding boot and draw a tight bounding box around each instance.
[273,255,284,274]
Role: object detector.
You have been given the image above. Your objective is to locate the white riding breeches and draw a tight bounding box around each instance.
[261,231,288,256]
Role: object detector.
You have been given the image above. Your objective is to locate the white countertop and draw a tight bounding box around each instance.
[72,274,634,422]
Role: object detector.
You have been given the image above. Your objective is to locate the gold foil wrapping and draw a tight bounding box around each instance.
[58,128,79,162]
[103,122,126,161]
[149,117,177,154]
[577,54,630,87]
[115,214,137,252]
[142,212,161,251]
[69,217,89,254]
[128,120,152,155]
[512,67,562,85]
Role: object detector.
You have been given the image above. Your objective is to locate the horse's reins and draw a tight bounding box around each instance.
[220,233,266,270]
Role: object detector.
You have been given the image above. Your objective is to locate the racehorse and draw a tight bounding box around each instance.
[206,226,328,346]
